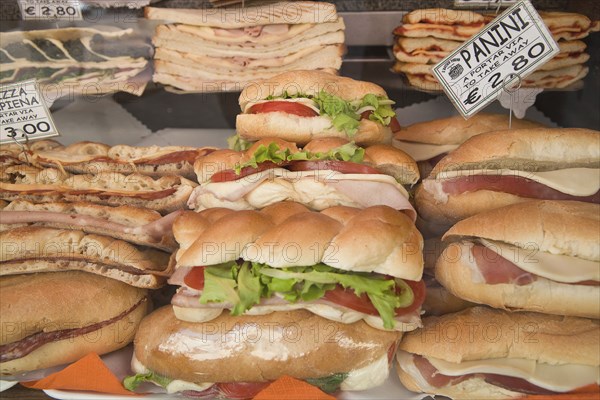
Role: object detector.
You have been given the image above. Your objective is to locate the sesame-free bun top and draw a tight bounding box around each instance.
[394,113,545,145]
[400,306,600,366]
[431,128,600,175]
[443,200,600,262]
[174,202,424,280]
[239,70,389,110]
[194,137,419,184]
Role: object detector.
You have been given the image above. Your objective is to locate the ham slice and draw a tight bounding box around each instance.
[471,244,536,286]
[327,180,416,221]
[412,354,561,395]
[441,175,600,203]
[0,210,181,242]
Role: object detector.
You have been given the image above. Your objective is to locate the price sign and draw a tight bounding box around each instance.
[19,0,82,21]
[0,80,59,144]
[454,0,519,8]
[432,0,559,118]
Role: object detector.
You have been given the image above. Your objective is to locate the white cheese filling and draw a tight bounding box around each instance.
[393,141,459,162]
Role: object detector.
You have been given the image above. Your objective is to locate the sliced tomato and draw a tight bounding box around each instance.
[210,161,283,183]
[217,382,270,400]
[184,267,206,290]
[248,101,318,117]
[288,160,381,175]
[323,279,426,317]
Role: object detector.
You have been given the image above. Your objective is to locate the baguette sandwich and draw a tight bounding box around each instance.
[125,307,400,396]
[189,137,419,217]
[393,114,545,178]
[169,202,425,331]
[397,307,600,398]
[0,164,196,215]
[236,70,401,145]
[435,200,599,318]
[415,128,600,229]
[22,142,216,180]
[1,271,148,376]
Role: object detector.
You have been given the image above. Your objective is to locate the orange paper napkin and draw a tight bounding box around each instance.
[253,376,336,400]
[21,353,137,396]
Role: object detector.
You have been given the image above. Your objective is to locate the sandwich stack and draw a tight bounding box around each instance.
[144,1,345,92]
[392,8,600,90]
[0,27,152,96]
[0,141,213,378]
[124,70,427,397]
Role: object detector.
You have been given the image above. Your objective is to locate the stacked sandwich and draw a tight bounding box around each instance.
[0,27,152,96]
[125,70,427,397]
[0,141,213,378]
[393,8,600,90]
[145,1,345,92]
[394,126,600,396]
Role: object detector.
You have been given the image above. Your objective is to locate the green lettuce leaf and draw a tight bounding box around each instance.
[306,373,349,393]
[123,372,172,391]
[227,134,253,151]
[199,262,412,329]
[265,91,396,137]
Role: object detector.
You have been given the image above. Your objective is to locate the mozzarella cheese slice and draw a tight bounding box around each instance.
[425,354,600,392]
[243,98,321,114]
[393,141,459,162]
[479,239,600,283]
[131,355,214,394]
[436,168,600,196]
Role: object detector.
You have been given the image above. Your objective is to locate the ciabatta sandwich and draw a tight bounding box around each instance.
[0,226,173,288]
[22,142,215,180]
[170,202,425,331]
[188,137,419,218]
[1,271,148,376]
[0,200,178,252]
[236,70,401,145]
[415,128,599,229]
[397,307,600,398]
[393,114,545,178]
[393,9,486,41]
[126,307,400,396]
[0,164,196,215]
[435,200,599,318]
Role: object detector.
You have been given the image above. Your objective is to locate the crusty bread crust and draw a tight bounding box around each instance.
[236,112,392,146]
[0,271,147,345]
[436,242,600,319]
[400,306,600,365]
[443,200,600,261]
[0,227,172,273]
[394,114,545,145]
[134,306,399,383]
[431,128,600,176]
[176,202,423,280]
[0,200,177,251]
[239,70,387,108]
[1,293,148,376]
[415,185,533,227]
[403,8,485,24]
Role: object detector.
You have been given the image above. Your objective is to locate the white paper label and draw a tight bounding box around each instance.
[454,0,519,8]
[0,80,59,144]
[19,0,82,21]
[432,0,559,118]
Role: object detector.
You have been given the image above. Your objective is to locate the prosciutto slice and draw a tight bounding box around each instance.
[442,175,600,203]
[412,355,558,395]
